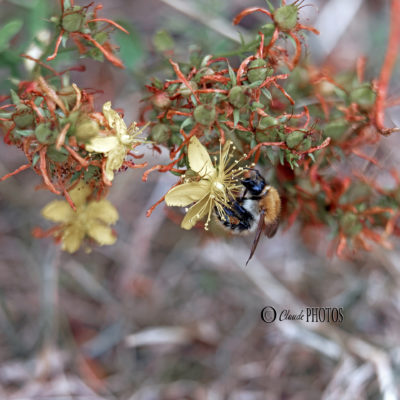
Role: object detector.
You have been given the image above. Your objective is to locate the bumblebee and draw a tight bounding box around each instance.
[215,169,281,265]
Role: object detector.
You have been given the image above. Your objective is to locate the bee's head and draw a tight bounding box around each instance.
[241,169,266,196]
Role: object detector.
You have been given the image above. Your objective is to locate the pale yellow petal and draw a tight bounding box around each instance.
[61,225,85,253]
[86,200,119,224]
[102,101,126,137]
[188,136,215,177]
[165,181,210,207]
[69,181,92,206]
[104,148,125,181]
[87,221,117,245]
[181,195,210,230]
[42,200,74,223]
[86,136,119,154]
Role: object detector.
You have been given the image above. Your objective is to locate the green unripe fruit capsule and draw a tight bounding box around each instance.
[286,131,304,149]
[228,86,248,108]
[62,7,85,32]
[258,116,278,131]
[193,105,216,126]
[274,4,298,31]
[340,212,363,237]
[247,59,273,83]
[13,104,34,129]
[151,124,170,143]
[75,119,99,142]
[323,120,348,141]
[47,145,69,162]
[35,123,56,144]
[297,137,312,152]
[349,84,376,110]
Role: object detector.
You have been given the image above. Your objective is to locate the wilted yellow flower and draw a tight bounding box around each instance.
[86,101,146,182]
[41,182,119,253]
[165,136,244,230]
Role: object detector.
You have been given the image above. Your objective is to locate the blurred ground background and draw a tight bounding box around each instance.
[0,0,400,399]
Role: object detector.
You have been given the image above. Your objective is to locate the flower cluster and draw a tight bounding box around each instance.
[141,1,400,258]
[0,76,147,252]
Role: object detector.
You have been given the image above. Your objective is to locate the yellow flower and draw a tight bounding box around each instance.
[41,182,119,253]
[85,101,146,182]
[165,136,244,230]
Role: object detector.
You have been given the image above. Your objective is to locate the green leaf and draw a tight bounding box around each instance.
[10,89,20,104]
[15,129,34,137]
[0,20,23,53]
[32,153,40,167]
[181,117,193,131]
[114,21,144,71]
[233,109,240,128]
[228,63,236,85]
[153,30,174,52]
[261,88,272,101]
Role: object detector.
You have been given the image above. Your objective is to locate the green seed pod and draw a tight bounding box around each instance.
[285,131,304,149]
[228,86,248,108]
[323,120,349,142]
[273,4,298,31]
[247,59,273,83]
[13,104,34,129]
[75,119,99,142]
[193,105,216,126]
[256,130,279,142]
[178,81,198,97]
[297,137,312,152]
[62,7,85,32]
[35,123,56,144]
[349,84,376,111]
[151,124,170,143]
[47,145,69,163]
[340,212,363,237]
[59,86,77,109]
[258,116,278,131]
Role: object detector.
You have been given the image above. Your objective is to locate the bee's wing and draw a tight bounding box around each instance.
[245,209,266,266]
[265,217,280,238]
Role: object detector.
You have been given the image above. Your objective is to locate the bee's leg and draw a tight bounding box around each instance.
[239,188,248,202]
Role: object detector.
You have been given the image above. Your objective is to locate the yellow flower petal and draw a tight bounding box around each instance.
[87,221,117,245]
[188,136,215,177]
[42,200,74,223]
[86,200,119,224]
[61,224,85,253]
[102,101,126,137]
[86,136,119,153]
[181,195,210,230]
[69,181,92,206]
[104,147,126,181]
[165,181,210,207]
